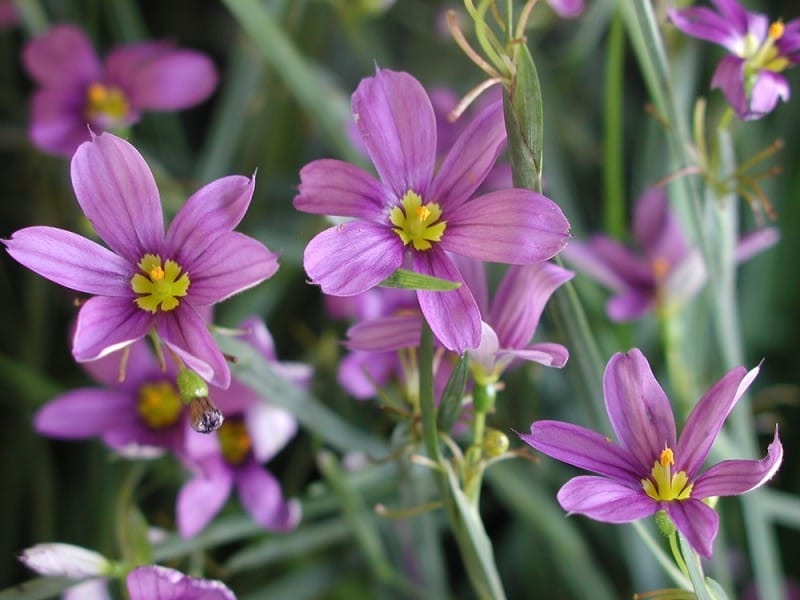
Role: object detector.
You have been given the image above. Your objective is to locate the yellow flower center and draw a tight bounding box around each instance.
[136,381,182,429]
[650,256,670,282]
[641,446,694,502]
[85,82,130,123]
[743,21,790,73]
[130,254,190,313]
[217,419,252,466]
[389,191,447,251]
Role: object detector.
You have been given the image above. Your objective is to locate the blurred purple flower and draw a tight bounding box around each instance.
[548,0,584,19]
[0,0,19,30]
[521,348,783,558]
[294,67,569,353]
[669,1,800,120]
[126,565,235,600]
[22,24,217,156]
[3,133,278,388]
[176,318,305,537]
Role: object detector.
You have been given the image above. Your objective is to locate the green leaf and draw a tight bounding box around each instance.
[679,533,714,600]
[379,269,460,292]
[436,354,468,433]
[0,577,78,600]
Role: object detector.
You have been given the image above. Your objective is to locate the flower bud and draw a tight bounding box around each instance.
[176,368,209,404]
[482,428,510,457]
[19,543,111,578]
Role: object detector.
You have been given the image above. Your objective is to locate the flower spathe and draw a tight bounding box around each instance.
[294,68,570,353]
[521,348,783,558]
[669,0,800,120]
[23,24,218,156]
[3,132,278,388]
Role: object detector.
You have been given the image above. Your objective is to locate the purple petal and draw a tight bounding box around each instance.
[548,0,584,18]
[34,389,132,438]
[557,476,657,522]
[748,70,790,118]
[71,132,164,264]
[3,226,131,295]
[442,189,569,263]
[126,565,236,600]
[81,339,162,387]
[607,289,654,322]
[236,462,301,531]
[27,88,89,157]
[735,227,779,263]
[246,403,297,463]
[337,350,397,399]
[429,100,506,211]
[23,25,100,87]
[451,255,489,315]
[562,236,651,293]
[184,232,278,305]
[520,420,642,484]
[490,263,573,349]
[112,48,218,111]
[664,499,719,559]
[352,68,436,197]
[176,457,233,538]
[502,342,570,368]
[632,187,687,265]
[345,314,422,352]
[413,249,480,353]
[236,316,276,361]
[711,56,749,119]
[294,159,391,220]
[156,307,230,389]
[668,6,746,54]
[303,222,403,296]
[72,296,153,362]
[603,350,677,472]
[676,364,757,476]
[165,175,255,263]
[692,428,783,498]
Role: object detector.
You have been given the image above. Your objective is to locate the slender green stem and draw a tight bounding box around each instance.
[603,11,625,240]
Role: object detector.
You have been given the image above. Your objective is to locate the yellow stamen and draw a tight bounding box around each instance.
[768,20,784,41]
[659,447,674,467]
[130,254,190,313]
[641,446,694,502]
[136,381,182,429]
[218,419,252,465]
[389,191,447,251]
[84,82,130,122]
[650,257,670,281]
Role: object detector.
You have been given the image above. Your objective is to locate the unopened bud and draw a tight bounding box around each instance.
[188,396,223,434]
[19,543,111,578]
[482,428,509,457]
[654,510,676,538]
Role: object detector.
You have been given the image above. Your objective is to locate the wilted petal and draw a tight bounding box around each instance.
[557,476,657,522]
[71,133,164,263]
[156,307,230,389]
[676,364,756,475]
[72,296,153,362]
[19,543,110,578]
[520,420,641,484]
[294,159,390,220]
[429,100,506,210]
[166,175,255,263]
[692,428,782,498]
[414,249,480,353]
[34,389,131,438]
[176,459,233,538]
[603,350,677,472]
[28,88,89,157]
[352,68,436,197]
[749,70,790,118]
[121,49,217,110]
[3,226,131,296]
[185,232,278,305]
[711,56,749,119]
[236,462,301,531]
[303,222,402,296]
[664,498,719,558]
[442,189,569,264]
[126,565,235,600]
[490,263,573,349]
[246,403,297,463]
[23,25,100,87]
[345,314,422,352]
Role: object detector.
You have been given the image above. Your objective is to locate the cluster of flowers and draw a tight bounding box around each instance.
[3,0,795,595]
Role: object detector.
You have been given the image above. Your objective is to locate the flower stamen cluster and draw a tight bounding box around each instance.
[84,82,129,123]
[218,419,252,465]
[131,254,190,313]
[389,191,446,251]
[136,381,182,429]
[641,447,694,502]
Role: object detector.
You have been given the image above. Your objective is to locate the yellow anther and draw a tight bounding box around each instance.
[651,257,670,281]
[149,265,165,281]
[768,20,784,41]
[659,447,674,467]
[416,205,431,221]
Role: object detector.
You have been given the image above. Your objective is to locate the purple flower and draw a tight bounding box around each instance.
[126,565,235,600]
[3,132,278,388]
[23,24,217,156]
[548,0,584,19]
[176,318,305,537]
[669,1,800,120]
[521,348,783,558]
[294,67,570,353]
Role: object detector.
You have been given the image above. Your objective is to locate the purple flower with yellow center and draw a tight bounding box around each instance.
[294,67,570,353]
[669,1,800,120]
[126,565,235,600]
[3,132,278,388]
[521,348,783,558]
[23,24,217,157]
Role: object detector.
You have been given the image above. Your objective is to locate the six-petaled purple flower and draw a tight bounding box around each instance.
[294,67,570,353]
[3,132,278,388]
[669,0,800,120]
[23,24,218,156]
[521,348,783,558]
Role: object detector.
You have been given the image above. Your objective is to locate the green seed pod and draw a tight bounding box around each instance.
[482,428,510,458]
[176,368,209,404]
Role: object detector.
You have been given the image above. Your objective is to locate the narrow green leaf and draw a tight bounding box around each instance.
[436,354,468,433]
[379,268,460,292]
[679,534,714,600]
[0,577,77,600]
[705,577,731,600]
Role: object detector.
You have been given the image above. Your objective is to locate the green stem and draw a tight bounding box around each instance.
[603,11,626,240]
